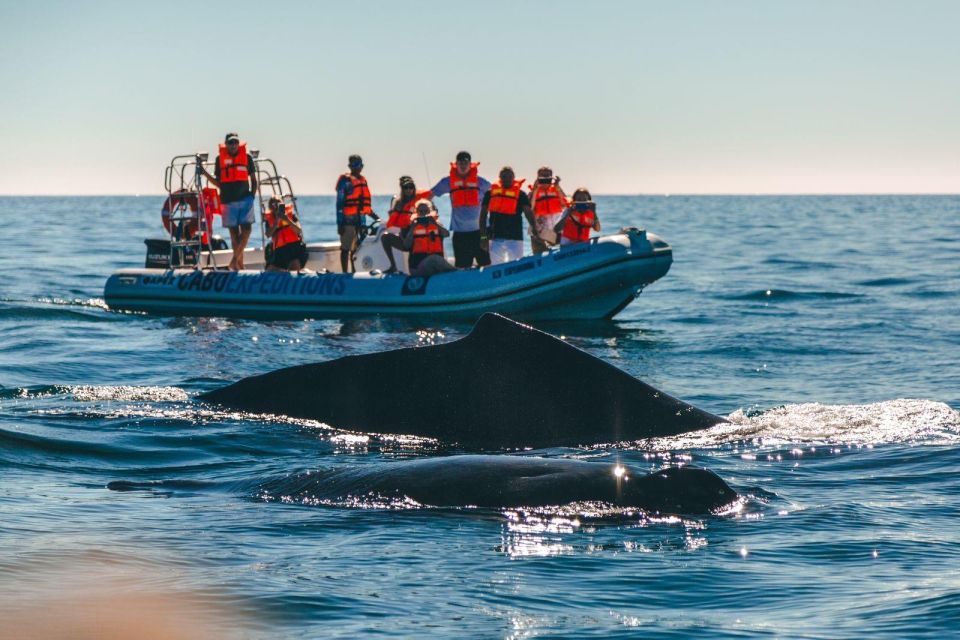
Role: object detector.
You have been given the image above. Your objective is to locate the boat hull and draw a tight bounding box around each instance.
[104,230,672,321]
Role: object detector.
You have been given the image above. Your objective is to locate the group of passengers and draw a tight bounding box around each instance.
[200,133,601,273]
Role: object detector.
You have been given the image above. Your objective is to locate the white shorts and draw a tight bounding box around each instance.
[489,239,524,265]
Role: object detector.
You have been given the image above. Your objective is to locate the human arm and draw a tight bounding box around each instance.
[430,177,450,198]
[478,191,491,248]
[400,224,415,251]
[593,213,601,232]
[248,156,258,196]
[553,207,572,234]
[518,192,536,232]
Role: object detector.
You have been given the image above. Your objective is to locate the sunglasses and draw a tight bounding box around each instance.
[402,184,415,190]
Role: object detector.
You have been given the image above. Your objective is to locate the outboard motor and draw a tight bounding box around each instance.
[144,236,228,268]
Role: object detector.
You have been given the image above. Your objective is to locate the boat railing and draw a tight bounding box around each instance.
[254,157,302,255]
[163,154,220,270]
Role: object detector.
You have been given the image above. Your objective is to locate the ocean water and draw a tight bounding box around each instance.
[0,195,958,639]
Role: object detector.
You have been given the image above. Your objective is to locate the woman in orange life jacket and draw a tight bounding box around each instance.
[198,132,258,271]
[401,199,456,278]
[528,166,569,254]
[478,166,537,265]
[553,187,602,245]
[264,196,308,272]
[380,176,433,274]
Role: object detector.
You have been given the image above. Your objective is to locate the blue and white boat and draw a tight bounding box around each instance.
[104,153,672,321]
[105,228,672,321]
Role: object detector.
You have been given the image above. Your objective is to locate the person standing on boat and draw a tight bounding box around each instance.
[553,188,602,245]
[264,196,308,271]
[381,176,433,274]
[199,133,258,270]
[401,200,456,277]
[528,166,568,253]
[429,151,492,268]
[335,154,380,273]
[478,167,536,265]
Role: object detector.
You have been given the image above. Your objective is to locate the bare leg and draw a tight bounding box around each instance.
[340,249,350,273]
[380,233,406,273]
[235,223,252,270]
[228,227,241,270]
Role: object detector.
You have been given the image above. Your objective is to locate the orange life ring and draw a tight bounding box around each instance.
[161,190,200,235]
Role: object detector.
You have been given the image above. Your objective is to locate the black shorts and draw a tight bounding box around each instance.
[270,242,308,270]
[452,231,491,268]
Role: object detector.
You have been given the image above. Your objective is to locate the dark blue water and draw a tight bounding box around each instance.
[1,196,958,638]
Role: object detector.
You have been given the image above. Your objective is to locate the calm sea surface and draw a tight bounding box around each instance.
[1,195,958,638]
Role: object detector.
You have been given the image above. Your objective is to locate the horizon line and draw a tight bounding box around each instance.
[2,192,958,198]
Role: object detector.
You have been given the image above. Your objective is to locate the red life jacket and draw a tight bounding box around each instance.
[487,179,526,215]
[386,190,433,229]
[529,183,566,216]
[340,173,373,216]
[561,203,597,243]
[449,162,480,208]
[411,218,444,256]
[218,143,249,183]
[264,204,301,249]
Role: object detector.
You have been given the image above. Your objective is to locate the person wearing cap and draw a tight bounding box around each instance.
[401,199,456,277]
[380,176,433,274]
[199,133,258,270]
[335,154,379,273]
[429,151,493,268]
[478,166,536,265]
[263,196,309,272]
[528,166,568,253]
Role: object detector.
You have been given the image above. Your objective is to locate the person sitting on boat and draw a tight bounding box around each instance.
[528,166,568,254]
[478,167,536,265]
[198,132,258,271]
[381,176,433,274]
[401,199,456,277]
[553,188,602,245]
[429,151,493,268]
[264,196,308,272]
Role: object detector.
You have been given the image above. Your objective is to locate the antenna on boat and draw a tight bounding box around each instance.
[421,151,432,186]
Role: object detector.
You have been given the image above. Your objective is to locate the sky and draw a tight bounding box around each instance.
[1,0,958,195]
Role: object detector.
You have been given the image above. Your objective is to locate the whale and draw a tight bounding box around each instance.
[266,456,739,513]
[109,455,739,514]
[200,313,727,449]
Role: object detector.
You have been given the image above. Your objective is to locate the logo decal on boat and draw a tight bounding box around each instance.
[401,276,429,296]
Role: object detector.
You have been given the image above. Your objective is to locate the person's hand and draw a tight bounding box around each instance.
[553,175,561,185]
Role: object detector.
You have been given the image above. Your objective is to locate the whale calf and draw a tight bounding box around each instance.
[259,456,739,513]
[200,313,727,449]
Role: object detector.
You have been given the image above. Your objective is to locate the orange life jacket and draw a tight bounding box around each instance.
[487,179,526,215]
[386,190,433,229]
[411,218,444,255]
[218,143,249,183]
[264,204,301,249]
[561,203,596,243]
[529,183,566,216]
[449,162,481,208]
[340,173,373,217]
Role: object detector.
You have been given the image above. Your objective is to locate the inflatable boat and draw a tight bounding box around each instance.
[104,228,672,321]
[104,153,672,321]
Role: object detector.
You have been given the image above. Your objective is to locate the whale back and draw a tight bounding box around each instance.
[200,313,726,449]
